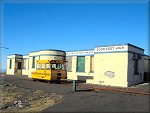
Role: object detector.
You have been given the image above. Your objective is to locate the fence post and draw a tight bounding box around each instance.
[72,80,77,92]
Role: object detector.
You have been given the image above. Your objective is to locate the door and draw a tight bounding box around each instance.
[14,61,22,75]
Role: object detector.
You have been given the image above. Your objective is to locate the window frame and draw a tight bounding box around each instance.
[46,63,51,70]
[23,59,26,69]
[76,56,85,72]
[36,63,41,70]
[66,56,72,72]
[41,63,45,70]
[132,54,139,75]
[134,59,139,75]
[90,56,94,73]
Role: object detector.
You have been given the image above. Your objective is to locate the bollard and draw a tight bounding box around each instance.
[72,80,77,92]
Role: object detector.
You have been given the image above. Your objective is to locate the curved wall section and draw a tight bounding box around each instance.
[27,50,66,77]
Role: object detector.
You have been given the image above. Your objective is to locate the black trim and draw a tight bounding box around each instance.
[127,43,144,51]
[23,58,29,59]
[128,51,144,56]
[95,43,127,47]
[144,54,150,57]
[77,76,93,80]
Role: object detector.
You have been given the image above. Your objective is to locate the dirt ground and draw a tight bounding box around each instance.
[0,83,63,113]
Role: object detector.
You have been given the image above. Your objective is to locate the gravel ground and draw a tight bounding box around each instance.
[0,83,63,113]
[1,75,150,113]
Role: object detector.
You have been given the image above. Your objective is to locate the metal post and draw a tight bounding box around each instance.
[72,80,76,92]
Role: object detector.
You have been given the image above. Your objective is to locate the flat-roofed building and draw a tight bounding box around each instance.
[66,43,144,87]
[6,43,145,87]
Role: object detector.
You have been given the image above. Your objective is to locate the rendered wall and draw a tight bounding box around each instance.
[22,55,30,76]
[67,56,94,80]
[93,53,128,87]
[66,50,94,80]
[6,56,15,75]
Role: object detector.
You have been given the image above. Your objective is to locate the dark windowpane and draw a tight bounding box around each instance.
[9,59,12,69]
[32,57,35,68]
[18,62,22,69]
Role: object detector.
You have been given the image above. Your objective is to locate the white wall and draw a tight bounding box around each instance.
[6,54,23,75]
[22,55,30,75]
[6,57,15,75]
[92,53,128,87]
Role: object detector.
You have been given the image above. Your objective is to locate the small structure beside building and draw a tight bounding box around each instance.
[144,55,150,82]
[6,43,146,87]
[7,54,23,75]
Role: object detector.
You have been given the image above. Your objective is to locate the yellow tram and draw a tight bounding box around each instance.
[31,60,67,82]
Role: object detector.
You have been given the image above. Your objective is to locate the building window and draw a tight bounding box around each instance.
[18,62,22,69]
[28,60,29,70]
[134,59,139,74]
[32,57,35,68]
[9,59,12,69]
[23,59,26,69]
[66,56,72,72]
[76,56,85,72]
[90,56,94,72]
[132,54,139,75]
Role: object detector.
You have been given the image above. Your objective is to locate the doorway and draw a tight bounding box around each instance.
[14,60,22,75]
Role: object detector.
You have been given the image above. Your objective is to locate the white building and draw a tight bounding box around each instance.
[6,43,146,87]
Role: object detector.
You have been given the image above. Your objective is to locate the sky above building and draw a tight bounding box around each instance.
[0,0,149,69]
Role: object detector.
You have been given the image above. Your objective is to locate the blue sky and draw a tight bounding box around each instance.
[1,0,149,69]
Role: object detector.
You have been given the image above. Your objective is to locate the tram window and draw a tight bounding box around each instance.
[51,64,56,69]
[41,64,45,70]
[36,64,41,70]
[46,64,51,69]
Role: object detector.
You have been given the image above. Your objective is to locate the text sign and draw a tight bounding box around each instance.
[66,50,94,56]
[95,45,128,53]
